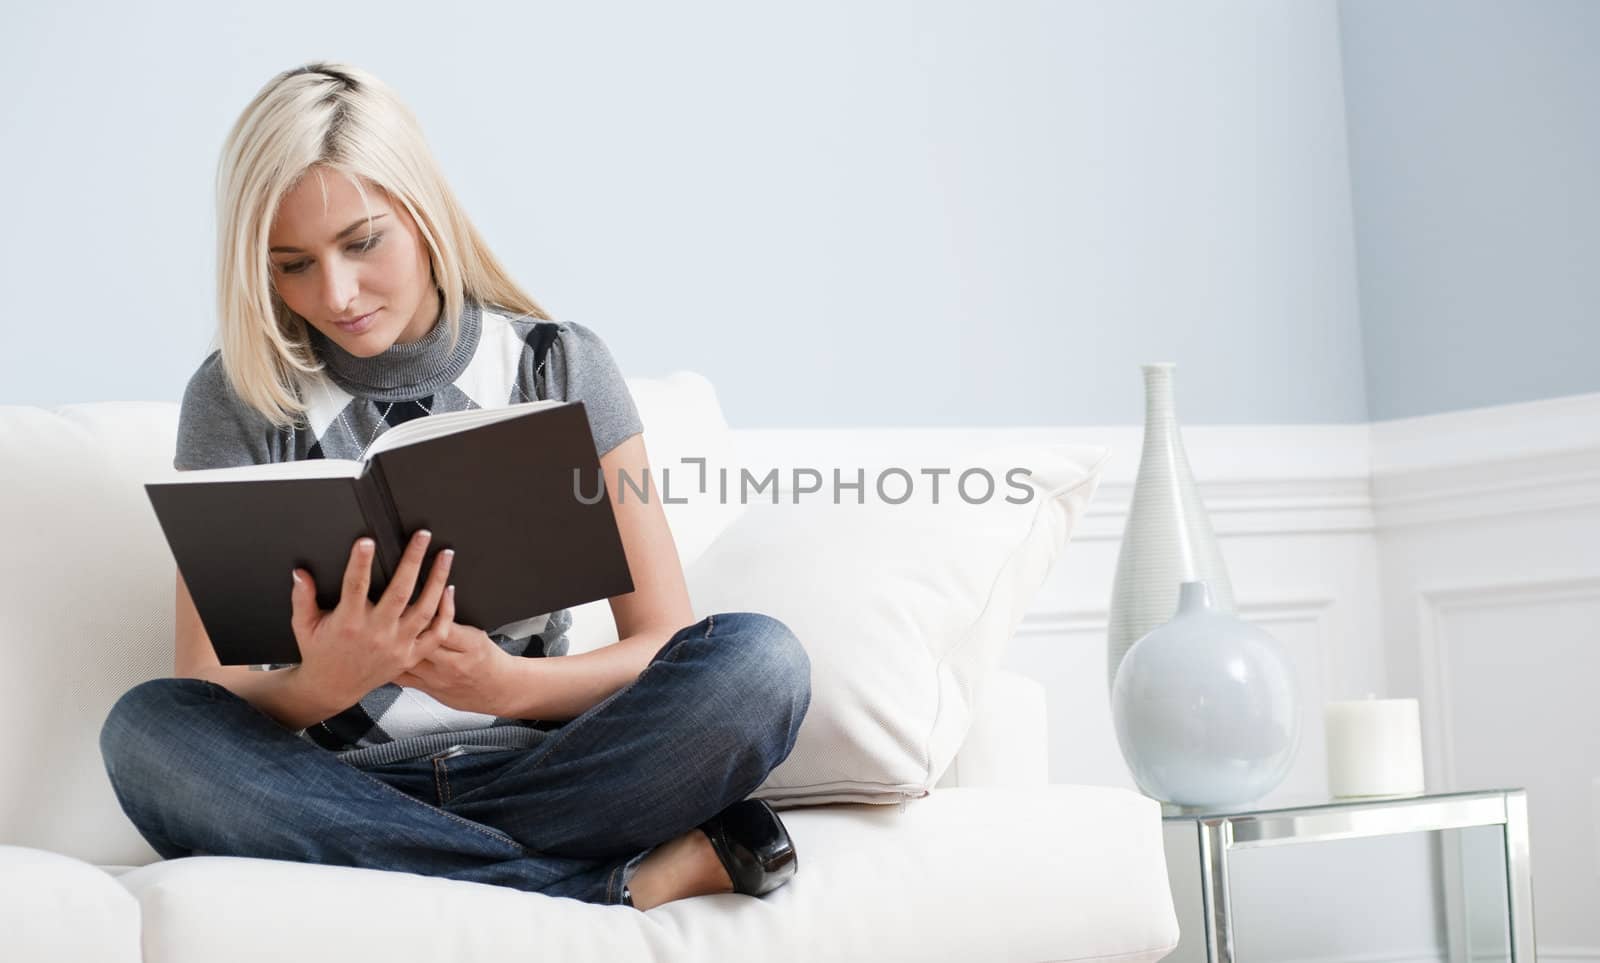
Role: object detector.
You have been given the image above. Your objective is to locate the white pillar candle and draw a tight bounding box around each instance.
[1324,696,1425,797]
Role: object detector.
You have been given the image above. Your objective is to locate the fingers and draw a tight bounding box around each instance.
[338,538,376,612]
[289,568,315,637]
[415,584,457,660]
[443,584,456,631]
[376,530,432,618]
[404,547,455,636]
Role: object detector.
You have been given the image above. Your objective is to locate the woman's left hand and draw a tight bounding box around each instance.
[392,612,518,717]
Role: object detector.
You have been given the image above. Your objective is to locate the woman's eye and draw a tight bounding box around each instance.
[272,234,381,274]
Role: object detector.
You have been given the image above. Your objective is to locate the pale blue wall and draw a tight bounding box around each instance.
[0,0,1369,427]
[1340,0,1600,420]
[11,3,1592,428]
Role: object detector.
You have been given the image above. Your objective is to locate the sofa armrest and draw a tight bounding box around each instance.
[936,669,1048,789]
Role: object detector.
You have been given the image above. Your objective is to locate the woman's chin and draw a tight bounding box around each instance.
[321,319,394,356]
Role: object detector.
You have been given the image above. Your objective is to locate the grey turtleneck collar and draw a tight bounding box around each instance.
[307,298,482,401]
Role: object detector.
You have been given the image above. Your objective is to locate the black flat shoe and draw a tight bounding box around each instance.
[698,798,798,897]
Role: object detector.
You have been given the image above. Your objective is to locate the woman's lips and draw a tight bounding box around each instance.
[336,310,377,334]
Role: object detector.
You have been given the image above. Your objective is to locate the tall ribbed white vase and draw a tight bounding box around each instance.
[1106,363,1235,692]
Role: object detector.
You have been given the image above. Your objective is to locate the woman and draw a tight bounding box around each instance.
[98,61,810,910]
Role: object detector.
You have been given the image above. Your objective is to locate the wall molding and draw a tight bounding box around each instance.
[1373,445,1600,530]
[1083,475,1376,540]
[1416,575,1600,796]
[1371,392,1600,529]
[1017,595,1336,639]
[1369,392,1600,476]
[1017,595,1339,723]
[730,392,1600,540]
[729,423,1375,541]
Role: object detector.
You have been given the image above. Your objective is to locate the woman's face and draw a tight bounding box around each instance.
[268,167,439,356]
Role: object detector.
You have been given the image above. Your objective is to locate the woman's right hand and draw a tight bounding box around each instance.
[288,530,456,708]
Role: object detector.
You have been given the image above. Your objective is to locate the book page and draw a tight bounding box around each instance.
[161,459,363,483]
[363,399,564,460]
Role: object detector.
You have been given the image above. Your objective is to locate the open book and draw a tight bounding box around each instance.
[145,400,634,666]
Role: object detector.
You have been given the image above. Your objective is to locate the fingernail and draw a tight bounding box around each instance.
[448,585,456,596]
[442,549,455,559]
[360,538,374,552]
[418,529,432,541]
[291,570,301,585]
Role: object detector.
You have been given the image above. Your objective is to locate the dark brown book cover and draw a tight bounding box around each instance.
[145,402,634,665]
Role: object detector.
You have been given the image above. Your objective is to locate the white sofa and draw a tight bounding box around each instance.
[0,372,1178,963]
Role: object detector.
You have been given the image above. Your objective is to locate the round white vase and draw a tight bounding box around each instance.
[1111,580,1301,807]
[1105,363,1235,692]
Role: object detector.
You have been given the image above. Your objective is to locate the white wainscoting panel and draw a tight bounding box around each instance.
[1374,392,1600,961]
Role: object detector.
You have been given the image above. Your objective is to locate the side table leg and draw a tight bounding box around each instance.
[1505,791,1537,961]
[1198,819,1236,963]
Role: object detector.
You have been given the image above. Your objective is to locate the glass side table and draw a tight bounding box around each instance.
[1160,788,1536,962]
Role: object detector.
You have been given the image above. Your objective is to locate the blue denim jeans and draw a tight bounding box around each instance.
[99,612,810,906]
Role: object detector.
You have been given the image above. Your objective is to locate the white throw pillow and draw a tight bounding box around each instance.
[683,444,1108,807]
[559,371,747,654]
[621,371,744,569]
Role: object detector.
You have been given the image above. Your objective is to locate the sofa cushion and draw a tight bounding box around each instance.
[687,444,1106,807]
[112,786,1177,963]
[0,846,141,963]
[936,668,1050,790]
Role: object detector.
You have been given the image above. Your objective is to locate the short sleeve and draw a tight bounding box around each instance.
[174,351,278,471]
[536,321,643,458]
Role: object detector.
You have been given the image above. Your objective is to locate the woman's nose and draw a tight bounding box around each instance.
[321,259,360,315]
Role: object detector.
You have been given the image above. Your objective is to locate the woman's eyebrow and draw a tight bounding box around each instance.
[269,214,388,253]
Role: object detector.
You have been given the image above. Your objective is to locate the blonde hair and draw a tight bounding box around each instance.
[214,61,550,427]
